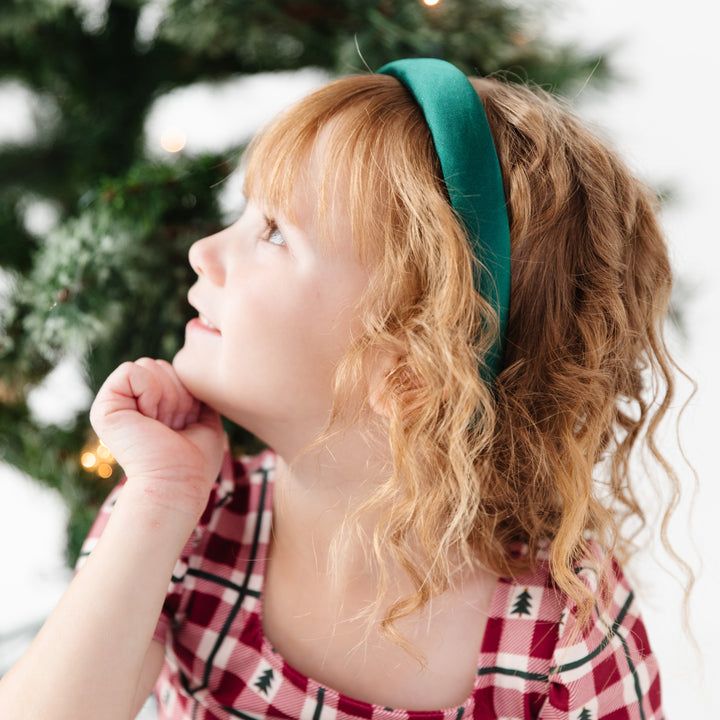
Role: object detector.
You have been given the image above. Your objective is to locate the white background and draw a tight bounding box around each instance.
[1,1,718,717]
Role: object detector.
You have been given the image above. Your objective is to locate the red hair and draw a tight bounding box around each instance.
[243,73,689,650]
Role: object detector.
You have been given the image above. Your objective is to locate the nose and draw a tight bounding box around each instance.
[188,230,226,286]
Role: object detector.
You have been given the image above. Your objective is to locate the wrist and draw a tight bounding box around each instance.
[116,476,210,540]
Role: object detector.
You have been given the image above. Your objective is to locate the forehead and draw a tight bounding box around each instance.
[243,118,360,263]
[241,74,436,263]
[243,76,390,198]
[244,109,348,215]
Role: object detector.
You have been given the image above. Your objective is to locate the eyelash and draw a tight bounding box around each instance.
[262,217,285,247]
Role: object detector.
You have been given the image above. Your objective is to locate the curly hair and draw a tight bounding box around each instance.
[243,73,686,651]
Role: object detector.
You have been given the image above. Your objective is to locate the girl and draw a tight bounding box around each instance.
[0,58,681,719]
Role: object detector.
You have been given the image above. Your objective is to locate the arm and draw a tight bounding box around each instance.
[0,359,224,720]
[132,641,166,718]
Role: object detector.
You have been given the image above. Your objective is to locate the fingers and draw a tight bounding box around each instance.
[93,358,201,432]
[90,359,225,509]
[135,358,197,430]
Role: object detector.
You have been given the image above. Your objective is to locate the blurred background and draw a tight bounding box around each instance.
[0,0,717,717]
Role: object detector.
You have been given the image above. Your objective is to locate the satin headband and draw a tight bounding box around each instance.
[377,58,511,384]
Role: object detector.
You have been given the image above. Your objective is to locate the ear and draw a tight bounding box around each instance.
[365,349,399,419]
[367,350,419,420]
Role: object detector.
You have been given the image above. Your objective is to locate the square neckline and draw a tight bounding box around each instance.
[252,452,508,716]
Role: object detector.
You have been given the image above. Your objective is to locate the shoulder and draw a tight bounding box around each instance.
[478,544,663,720]
[481,547,569,674]
[546,545,663,719]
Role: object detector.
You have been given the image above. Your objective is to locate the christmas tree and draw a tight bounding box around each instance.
[253,667,275,696]
[511,588,533,616]
[0,0,613,563]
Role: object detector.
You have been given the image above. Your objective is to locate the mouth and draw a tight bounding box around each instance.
[187,313,221,336]
[198,313,219,332]
[186,291,221,335]
[187,287,221,334]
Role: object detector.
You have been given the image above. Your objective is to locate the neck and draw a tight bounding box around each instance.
[269,420,392,580]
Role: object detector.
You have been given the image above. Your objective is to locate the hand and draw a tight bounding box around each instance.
[90,358,225,520]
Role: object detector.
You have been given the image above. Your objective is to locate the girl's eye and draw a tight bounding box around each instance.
[263,218,286,247]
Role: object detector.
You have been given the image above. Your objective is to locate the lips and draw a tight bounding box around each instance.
[187,315,221,336]
[187,290,221,334]
[198,313,218,331]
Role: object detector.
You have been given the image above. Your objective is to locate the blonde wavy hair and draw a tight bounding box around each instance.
[243,73,687,650]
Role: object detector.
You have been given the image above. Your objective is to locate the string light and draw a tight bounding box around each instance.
[80,438,117,478]
[97,443,113,460]
[80,451,97,470]
[422,0,441,5]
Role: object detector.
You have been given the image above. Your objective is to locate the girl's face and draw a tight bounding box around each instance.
[172,180,370,455]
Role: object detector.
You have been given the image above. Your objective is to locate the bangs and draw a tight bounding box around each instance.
[242,97,324,227]
[242,74,441,260]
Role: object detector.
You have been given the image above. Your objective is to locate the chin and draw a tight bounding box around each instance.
[172,350,247,425]
[172,348,212,402]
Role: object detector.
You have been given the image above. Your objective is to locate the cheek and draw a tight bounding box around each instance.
[225,278,307,337]
[221,258,368,377]
[230,270,346,337]
[220,283,319,385]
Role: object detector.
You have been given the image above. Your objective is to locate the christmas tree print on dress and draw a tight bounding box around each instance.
[577,707,592,720]
[511,588,533,616]
[254,667,275,696]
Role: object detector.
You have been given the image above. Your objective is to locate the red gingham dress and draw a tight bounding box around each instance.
[78,450,664,720]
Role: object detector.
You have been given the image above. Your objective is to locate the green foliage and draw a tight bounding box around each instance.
[0,155,232,562]
[1,156,229,383]
[159,0,610,88]
[0,0,613,564]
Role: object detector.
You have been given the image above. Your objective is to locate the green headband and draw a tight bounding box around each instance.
[377,58,511,384]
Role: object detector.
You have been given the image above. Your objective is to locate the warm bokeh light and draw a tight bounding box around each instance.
[160,127,187,153]
[423,0,440,5]
[97,463,114,479]
[80,439,116,477]
[80,451,97,469]
[97,442,112,460]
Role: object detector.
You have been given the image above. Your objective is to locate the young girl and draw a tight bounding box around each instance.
[0,58,680,720]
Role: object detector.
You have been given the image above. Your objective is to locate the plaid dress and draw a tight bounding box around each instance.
[79,450,663,720]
